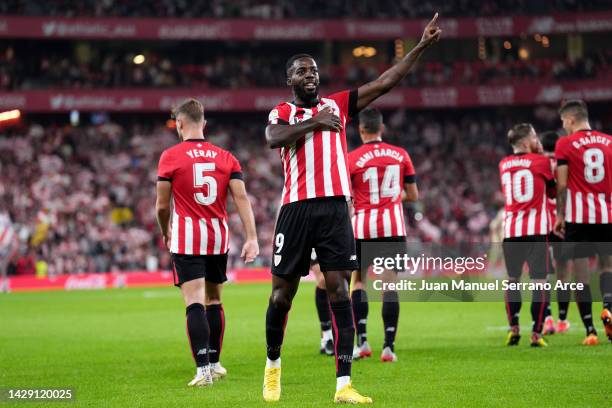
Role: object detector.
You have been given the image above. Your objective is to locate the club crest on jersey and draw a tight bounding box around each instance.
[269,109,279,122]
[274,254,282,266]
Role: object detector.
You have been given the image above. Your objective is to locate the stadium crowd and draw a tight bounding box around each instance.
[4,106,600,275]
[2,47,611,90]
[1,0,609,18]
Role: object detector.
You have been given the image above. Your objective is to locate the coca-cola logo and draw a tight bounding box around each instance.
[64,275,107,290]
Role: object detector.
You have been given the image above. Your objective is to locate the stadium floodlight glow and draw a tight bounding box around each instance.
[394,39,405,61]
[133,54,145,64]
[353,46,377,58]
[518,47,529,60]
[478,37,486,60]
[0,109,20,122]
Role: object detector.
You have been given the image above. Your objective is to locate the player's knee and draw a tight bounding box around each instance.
[205,288,222,304]
[270,291,292,310]
[326,284,350,303]
[184,296,203,307]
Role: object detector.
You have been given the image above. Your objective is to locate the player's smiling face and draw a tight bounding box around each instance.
[287,58,320,103]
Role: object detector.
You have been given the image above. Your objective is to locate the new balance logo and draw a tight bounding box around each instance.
[196,348,208,356]
[337,354,353,363]
[350,255,357,261]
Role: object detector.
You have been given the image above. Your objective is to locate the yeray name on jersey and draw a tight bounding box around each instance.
[185,148,218,159]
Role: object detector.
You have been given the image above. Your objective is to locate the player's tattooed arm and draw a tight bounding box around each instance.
[355,13,441,111]
[156,180,172,249]
[265,107,341,148]
[554,164,568,237]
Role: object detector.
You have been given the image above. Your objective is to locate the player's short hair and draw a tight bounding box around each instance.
[559,99,589,121]
[285,54,315,76]
[539,130,560,153]
[172,98,204,123]
[359,107,383,134]
[507,123,534,146]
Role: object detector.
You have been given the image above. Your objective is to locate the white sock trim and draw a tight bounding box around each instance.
[322,329,333,341]
[336,376,350,392]
[266,358,281,369]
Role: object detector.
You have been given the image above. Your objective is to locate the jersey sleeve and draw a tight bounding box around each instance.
[554,137,569,165]
[403,150,416,183]
[539,156,554,181]
[229,154,243,180]
[537,155,556,197]
[268,103,292,125]
[347,150,357,175]
[327,89,359,120]
[157,150,175,181]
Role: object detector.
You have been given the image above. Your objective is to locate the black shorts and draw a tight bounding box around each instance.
[560,222,612,260]
[502,236,551,280]
[356,236,406,271]
[272,197,358,277]
[171,253,228,287]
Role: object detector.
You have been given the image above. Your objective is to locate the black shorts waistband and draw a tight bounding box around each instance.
[281,196,348,208]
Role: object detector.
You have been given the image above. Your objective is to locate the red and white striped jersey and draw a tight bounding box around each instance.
[555,129,612,224]
[268,90,357,206]
[349,141,415,239]
[499,153,554,238]
[157,139,242,255]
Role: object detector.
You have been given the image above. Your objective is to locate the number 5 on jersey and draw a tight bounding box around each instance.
[193,163,217,205]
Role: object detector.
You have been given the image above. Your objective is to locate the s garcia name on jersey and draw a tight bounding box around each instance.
[570,134,611,150]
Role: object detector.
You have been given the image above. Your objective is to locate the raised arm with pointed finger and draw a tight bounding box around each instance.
[356,13,442,111]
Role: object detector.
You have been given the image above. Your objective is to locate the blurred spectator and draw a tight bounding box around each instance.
[1,0,610,18]
[1,46,610,91]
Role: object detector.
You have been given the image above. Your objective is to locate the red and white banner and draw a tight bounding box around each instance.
[1,80,611,112]
[0,12,611,41]
[4,268,272,292]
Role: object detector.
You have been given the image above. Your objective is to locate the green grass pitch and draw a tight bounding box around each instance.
[1,282,609,407]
